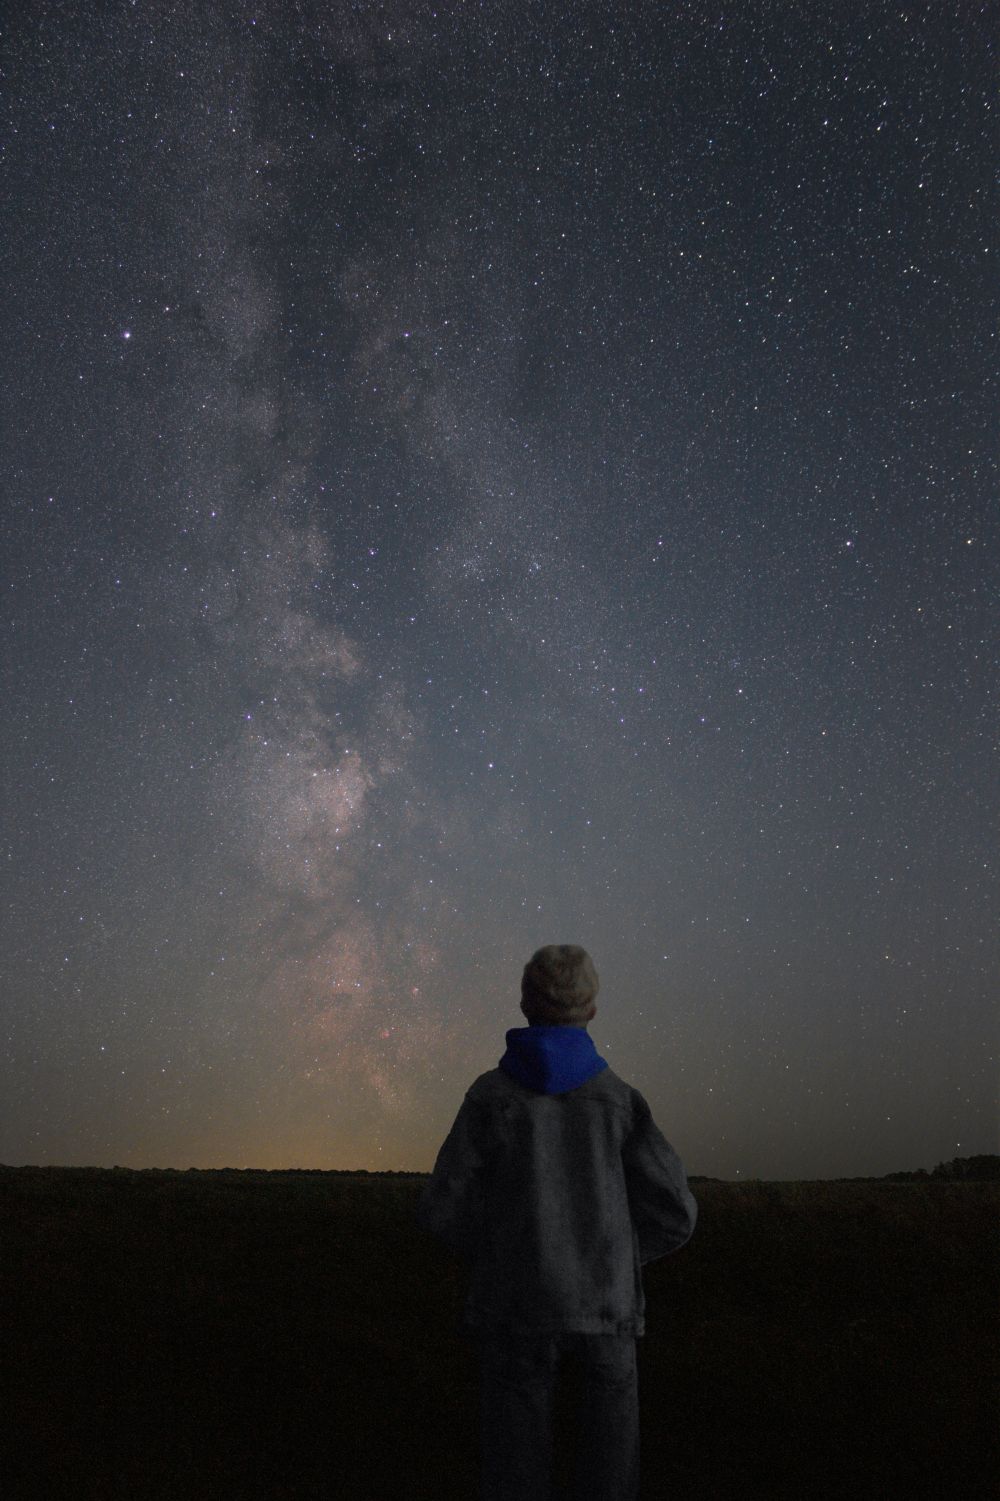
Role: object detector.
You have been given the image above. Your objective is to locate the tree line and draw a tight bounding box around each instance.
[883,1154,999,1182]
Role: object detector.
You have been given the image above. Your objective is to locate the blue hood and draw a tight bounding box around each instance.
[498,1024,609,1095]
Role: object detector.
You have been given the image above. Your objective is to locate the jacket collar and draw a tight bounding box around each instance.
[498,1024,609,1095]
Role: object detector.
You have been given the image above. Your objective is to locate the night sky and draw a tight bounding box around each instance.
[2,2,996,1181]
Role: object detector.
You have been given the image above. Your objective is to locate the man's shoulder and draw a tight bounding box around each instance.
[465,1066,638,1110]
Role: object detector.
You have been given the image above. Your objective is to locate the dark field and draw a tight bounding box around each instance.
[1,1166,996,1500]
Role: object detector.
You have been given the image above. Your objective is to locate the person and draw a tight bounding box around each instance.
[415,944,698,1501]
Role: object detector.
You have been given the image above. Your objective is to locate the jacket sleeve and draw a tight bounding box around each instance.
[622,1089,698,1265]
[414,1093,488,1262]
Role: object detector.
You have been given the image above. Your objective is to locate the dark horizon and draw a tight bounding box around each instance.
[5,1156,998,1186]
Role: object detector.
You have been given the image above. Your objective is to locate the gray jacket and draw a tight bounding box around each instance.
[415,1024,698,1337]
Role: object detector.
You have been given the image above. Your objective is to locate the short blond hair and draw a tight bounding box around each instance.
[520,945,599,1025]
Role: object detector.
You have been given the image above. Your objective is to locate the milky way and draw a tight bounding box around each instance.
[2,1,995,1177]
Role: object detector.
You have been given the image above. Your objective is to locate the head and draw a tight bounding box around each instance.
[520,944,599,1027]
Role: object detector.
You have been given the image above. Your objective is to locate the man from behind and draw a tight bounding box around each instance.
[416,944,698,1501]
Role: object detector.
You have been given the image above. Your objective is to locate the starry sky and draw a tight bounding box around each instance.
[2,1,996,1181]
